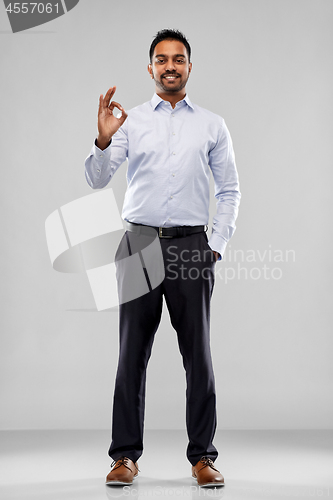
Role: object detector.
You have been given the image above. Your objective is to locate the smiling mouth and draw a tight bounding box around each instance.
[163,75,179,80]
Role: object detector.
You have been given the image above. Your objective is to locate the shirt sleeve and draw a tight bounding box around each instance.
[84,121,128,189]
[208,118,241,259]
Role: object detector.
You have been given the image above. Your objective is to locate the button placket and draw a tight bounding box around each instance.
[168,110,177,219]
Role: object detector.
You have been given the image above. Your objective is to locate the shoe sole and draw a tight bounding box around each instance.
[106,475,138,486]
[192,476,225,487]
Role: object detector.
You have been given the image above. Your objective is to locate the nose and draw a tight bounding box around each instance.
[166,59,176,72]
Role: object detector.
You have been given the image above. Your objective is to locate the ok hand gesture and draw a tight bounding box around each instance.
[97,86,127,150]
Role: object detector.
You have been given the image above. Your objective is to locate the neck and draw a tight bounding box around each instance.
[155,89,186,109]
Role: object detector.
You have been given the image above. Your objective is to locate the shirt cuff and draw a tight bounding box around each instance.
[94,138,112,150]
[92,139,112,178]
[207,232,228,261]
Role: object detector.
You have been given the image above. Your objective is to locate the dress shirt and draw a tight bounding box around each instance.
[85,93,241,258]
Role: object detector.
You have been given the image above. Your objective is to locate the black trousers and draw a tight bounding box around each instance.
[108,229,218,466]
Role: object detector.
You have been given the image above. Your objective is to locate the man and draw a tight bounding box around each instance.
[85,29,241,488]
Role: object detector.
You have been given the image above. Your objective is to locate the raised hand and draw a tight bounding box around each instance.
[96,86,128,149]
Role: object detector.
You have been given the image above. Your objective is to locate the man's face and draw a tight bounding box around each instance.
[148,39,192,93]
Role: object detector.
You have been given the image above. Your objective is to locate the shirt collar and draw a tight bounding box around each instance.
[150,93,194,111]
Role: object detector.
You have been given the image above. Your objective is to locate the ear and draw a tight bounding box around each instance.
[147,63,154,79]
[188,62,192,74]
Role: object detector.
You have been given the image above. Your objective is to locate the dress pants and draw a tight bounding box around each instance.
[108,229,218,466]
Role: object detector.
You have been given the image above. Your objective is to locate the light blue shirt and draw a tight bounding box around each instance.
[85,93,241,258]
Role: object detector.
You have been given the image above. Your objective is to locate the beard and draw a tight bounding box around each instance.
[152,71,189,93]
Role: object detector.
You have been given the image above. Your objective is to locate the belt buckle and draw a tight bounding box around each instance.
[159,227,172,238]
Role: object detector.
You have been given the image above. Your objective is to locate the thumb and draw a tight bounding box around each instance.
[117,107,128,127]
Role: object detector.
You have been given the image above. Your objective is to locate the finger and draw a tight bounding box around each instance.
[98,94,104,115]
[108,100,123,112]
[109,100,120,108]
[109,101,128,124]
[103,86,116,108]
[117,106,128,126]
[110,101,126,118]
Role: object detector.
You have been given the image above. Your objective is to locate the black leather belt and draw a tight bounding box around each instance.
[125,221,207,238]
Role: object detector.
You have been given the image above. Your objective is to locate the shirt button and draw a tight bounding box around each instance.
[99,155,103,157]
[172,152,176,155]
[168,218,171,221]
[97,169,101,172]
[172,173,175,177]
[170,196,173,199]
[172,114,175,117]
[172,132,175,135]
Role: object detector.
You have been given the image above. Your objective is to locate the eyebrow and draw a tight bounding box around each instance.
[154,54,186,58]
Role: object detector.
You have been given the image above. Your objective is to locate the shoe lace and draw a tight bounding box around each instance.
[198,456,220,473]
[110,456,140,472]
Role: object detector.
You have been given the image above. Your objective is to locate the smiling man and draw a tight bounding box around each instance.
[85,29,241,488]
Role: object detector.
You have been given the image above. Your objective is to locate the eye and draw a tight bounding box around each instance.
[176,59,185,63]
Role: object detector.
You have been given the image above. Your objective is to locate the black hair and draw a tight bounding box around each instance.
[149,29,191,62]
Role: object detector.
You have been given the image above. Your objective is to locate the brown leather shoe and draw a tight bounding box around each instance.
[106,456,139,485]
[192,456,224,487]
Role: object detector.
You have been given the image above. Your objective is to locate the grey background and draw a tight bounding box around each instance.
[1,0,332,431]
